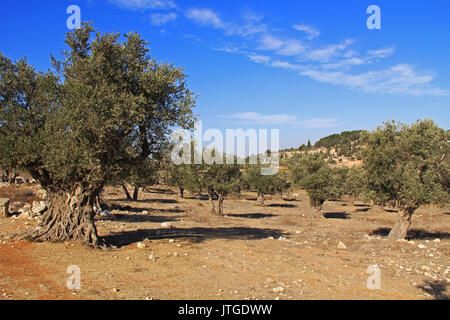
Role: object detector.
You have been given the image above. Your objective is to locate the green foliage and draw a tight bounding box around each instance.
[361,119,449,210]
[314,130,363,157]
[0,23,196,194]
[290,153,343,209]
[343,166,366,202]
[243,165,290,205]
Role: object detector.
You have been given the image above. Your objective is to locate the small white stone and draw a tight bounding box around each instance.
[161,222,173,228]
[137,242,146,249]
[337,241,347,250]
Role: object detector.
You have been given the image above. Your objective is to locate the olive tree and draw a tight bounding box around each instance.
[188,151,241,215]
[291,153,342,217]
[361,120,449,240]
[0,23,196,245]
[243,165,290,206]
[344,166,366,205]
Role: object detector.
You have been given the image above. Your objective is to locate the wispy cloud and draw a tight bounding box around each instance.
[109,0,176,10]
[293,24,320,40]
[367,47,395,59]
[297,118,342,128]
[227,112,297,125]
[185,8,225,30]
[182,6,448,97]
[305,39,354,62]
[150,12,177,25]
[300,64,449,96]
[225,112,342,128]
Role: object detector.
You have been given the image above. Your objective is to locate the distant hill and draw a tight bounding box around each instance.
[281,130,365,159]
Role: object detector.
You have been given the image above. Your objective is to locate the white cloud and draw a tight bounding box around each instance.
[247,54,271,64]
[300,64,449,96]
[185,8,225,30]
[227,112,297,125]
[258,34,284,51]
[293,24,320,39]
[367,47,395,59]
[151,12,177,25]
[258,35,306,56]
[226,112,341,128]
[305,39,354,62]
[109,0,176,10]
[277,39,306,56]
[297,118,342,128]
[182,7,447,97]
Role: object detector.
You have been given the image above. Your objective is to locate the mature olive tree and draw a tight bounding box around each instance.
[187,150,241,215]
[361,120,449,240]
[243,165,290,206]
[291,153,342,217]
[0,23,196,245]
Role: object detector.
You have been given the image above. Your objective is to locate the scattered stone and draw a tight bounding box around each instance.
[137,242,146,249]
[31,201,47,215]
[417,244,427,249]
[272,286,285,293]
[99,210,112,218]
[433,238,441,243]
[161,222,173,228]
[168,239,175,243]
[112,288,119,293]
[337,241,347,250]
[149,253,158,262]
[173,253,179,257]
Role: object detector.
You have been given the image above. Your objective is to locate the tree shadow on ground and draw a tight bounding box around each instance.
[266,203,297,208]
[144,187,176,195]
[103,203,184,215]
[417,280,449,300]
[112,214,179,223]
[354,207,371,212]
[116,199,178,204]
[103,226,286,247]
[227,213,277,219]
[323,212,349,219]
[370,228,450,240]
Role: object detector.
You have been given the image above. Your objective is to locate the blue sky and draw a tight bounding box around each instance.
[1,0,449,149]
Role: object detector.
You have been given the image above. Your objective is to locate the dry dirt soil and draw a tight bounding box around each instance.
[0,184,449,300]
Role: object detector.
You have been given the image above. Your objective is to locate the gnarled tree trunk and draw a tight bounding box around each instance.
[178,187,184,199]
[258,193,265,206]
[121,183,132,201]
[132,185,139,201]
[208,193,216,215]
[388,206,416,240]
[217,195,224,215]
[26,185,100,246]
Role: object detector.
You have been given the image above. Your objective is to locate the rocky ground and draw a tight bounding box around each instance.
[0,185,448,300]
